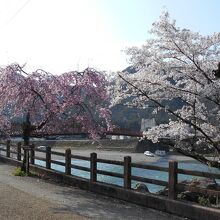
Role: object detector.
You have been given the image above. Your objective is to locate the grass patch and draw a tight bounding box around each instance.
[12,167,37,177]
[12,167,27,176]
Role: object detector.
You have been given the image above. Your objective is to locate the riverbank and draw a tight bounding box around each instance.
[13,139,139,152]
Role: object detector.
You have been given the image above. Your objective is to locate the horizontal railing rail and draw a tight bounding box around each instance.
[71,154,90,161]
[132,162,169,172]
[177,168,220,179]
[71,164,91,172]
[131,175,168,187]
[96,169,124,178]
[34,156,47,161]
[50,151,65,157]
[96,158,124,166]
[50,159,65,166]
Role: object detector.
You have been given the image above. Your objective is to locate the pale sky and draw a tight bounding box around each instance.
[0,0,220,74]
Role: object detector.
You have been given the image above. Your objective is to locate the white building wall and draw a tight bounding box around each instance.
[141,118,156,131]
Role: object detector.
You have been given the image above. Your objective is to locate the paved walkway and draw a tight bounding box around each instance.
[0,161,188,220]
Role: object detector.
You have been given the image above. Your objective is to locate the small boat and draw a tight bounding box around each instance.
[144,151,155,157]
[155,150,166,156]
[37,145,47,151]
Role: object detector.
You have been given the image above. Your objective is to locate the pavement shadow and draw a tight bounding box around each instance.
[51,188,182,220]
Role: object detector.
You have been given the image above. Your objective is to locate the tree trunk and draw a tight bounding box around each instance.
[21,113,31,172]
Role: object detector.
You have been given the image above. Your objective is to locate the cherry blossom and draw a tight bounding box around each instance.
[114,11,220,168]
[0,63,112,143]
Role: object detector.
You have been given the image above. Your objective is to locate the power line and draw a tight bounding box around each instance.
[5,0,31,25]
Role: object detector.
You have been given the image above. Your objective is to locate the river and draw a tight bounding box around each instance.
[35,157,220,193]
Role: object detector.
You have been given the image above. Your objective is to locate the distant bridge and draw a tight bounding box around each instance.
[106,128,142,137]
[9,128,143,138]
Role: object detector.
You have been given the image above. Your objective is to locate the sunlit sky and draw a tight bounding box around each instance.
[0,0,220,73]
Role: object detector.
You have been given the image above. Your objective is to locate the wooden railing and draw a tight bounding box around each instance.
[0,141,220,200]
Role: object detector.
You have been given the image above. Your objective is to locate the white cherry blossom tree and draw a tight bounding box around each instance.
[114,12,220,168]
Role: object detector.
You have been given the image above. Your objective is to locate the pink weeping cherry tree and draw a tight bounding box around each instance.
[0,63,112,146]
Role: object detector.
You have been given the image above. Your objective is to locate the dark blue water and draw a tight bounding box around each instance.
[35,158,220,193]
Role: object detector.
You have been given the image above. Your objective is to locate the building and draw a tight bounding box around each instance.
[140,118,156,131]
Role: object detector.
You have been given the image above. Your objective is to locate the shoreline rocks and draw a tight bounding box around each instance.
[134,183,149,193]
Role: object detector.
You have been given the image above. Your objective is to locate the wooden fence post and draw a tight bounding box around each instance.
[124,156,131,189]
[168,160,178,200]
[6,140,10,157]
[21,147,26,172]
[25,149,30,174]
[30,144,35,165]
[65,149,71,175]
[90,153,97,182]
[17,142,21,161]
[46,147,51,169]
